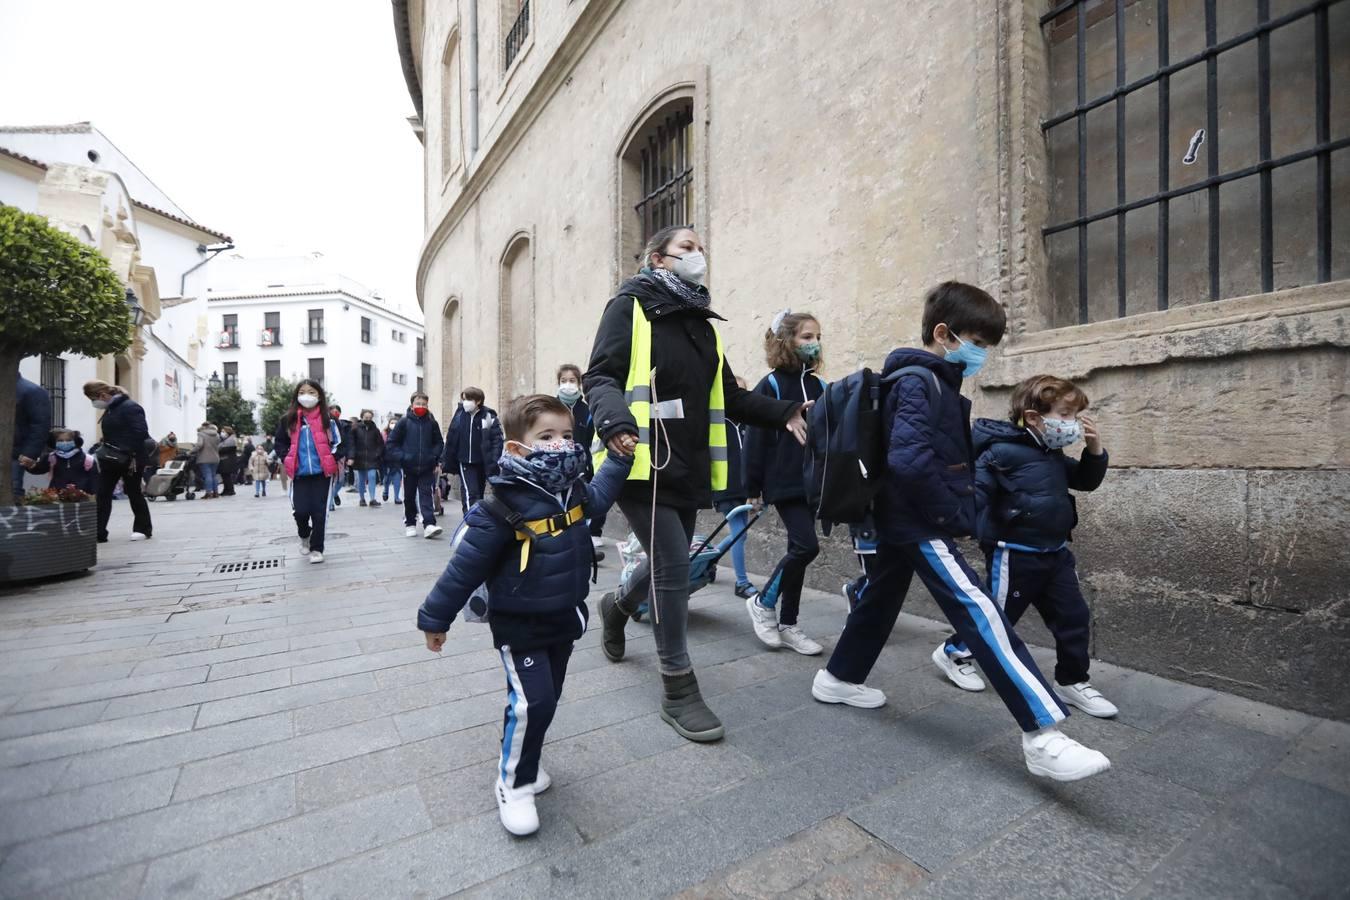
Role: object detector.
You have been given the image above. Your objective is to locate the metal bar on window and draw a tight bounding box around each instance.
[504,0,530,70]
[1041,0,1335,131]
[1157,0,1170,311]
[1044,136,1350,236]
[1115,0,1127,318]
[1205,0,1221,300]
[1257,0,1274,293]
[1315,4,1332,282]
[1076,0,1088,323]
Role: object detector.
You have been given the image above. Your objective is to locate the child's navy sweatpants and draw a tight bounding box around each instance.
[945,545,1092,687]
[499,641,573,790]
[291,474,330,552]
[826,538,1068,732]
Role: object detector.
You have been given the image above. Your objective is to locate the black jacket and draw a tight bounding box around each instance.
[334,419,355,461]
[99,393,152,467]
[14,375,51,461]
[565,397,597,478]
[745,367,827,504]
[972,418,1109,550]
[444,406,504,473]
[349,421,386,469]
[712,421,748,506]
[583,272,799,509]
[386,409,444,475]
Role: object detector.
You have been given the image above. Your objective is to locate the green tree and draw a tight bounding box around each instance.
[206,386,257,436]
[258,377,296,437]
[0,205,131,506]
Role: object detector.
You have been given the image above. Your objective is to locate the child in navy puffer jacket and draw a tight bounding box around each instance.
[816,282,1111,785]
[417,394,631,838]
[47,429,98,494]
[936,374,1116,718]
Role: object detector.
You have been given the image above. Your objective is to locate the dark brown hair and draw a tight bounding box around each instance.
[920,281,1007,346]
[764,312,823,373]
[460,386,486,404]
[556,363,582,383]
[1008,375,1089,424]
[409,391,429,405]
[502,394,572,442]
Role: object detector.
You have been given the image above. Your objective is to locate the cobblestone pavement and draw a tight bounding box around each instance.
[1,489,1347,899]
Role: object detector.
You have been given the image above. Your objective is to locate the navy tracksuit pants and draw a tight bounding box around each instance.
[403,469,437,527]
[757,500,820,626]
[291,474,330,552]
[826,538,1068,733]
[498,641,573,790]
[458,462,487,516]
[946,546,1092,687]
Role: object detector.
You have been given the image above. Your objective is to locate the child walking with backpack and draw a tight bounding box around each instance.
[416,395,632,836]
[272,380,343,564]
[744,311,828,655]
[932,375,1117,717]
[714,377,757,599]
[46,429,99,494]
[812,282,1111,782]
[443,386,504,517]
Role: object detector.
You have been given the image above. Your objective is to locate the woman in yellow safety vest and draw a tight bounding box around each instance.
[583,225,810,743]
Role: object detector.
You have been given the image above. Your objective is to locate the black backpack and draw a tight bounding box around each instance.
[803,365,941,532]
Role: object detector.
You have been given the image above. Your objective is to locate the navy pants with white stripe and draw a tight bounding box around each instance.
[826,539,1068,733]
[946,546,1092,687]
[499,642,573,790]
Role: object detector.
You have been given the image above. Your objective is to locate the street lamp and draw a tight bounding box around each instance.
[125,287,145,327]
[208,371,222,392]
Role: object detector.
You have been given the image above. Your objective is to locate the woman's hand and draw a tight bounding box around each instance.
[784,402,813,446]
[607,432,639,457]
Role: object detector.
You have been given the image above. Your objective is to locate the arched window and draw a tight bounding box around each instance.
[441,30,463,183]
[441,297,462,420]
[498,233,534,401]
[618,89,699,267]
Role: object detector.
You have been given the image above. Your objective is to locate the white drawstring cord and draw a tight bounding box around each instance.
[646,366,672,626]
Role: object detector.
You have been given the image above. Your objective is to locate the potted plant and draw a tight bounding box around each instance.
[0,204,130,582]
[1,487,98,581]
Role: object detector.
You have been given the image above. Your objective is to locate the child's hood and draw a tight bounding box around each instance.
[881,348,964,390]
[972,417,1039,456]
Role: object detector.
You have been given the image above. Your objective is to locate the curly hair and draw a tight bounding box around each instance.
[1007,375,1089,424]
[764,312,823,373]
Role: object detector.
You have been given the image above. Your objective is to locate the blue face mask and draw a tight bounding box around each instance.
[943,333,988,377]
[497,441,589,493]
[55,440,77,453]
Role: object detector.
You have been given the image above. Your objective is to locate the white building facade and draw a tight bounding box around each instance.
[198,253,426,426]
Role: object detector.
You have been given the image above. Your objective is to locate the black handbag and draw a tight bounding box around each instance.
[94,442,133,468]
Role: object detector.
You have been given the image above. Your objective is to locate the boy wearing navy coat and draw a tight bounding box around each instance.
[386,391,445,539]
[417,394,631,837]
[934,374,1116,718]
[813,282,1111,783]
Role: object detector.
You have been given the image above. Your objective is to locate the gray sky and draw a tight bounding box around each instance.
[0,0,425,318]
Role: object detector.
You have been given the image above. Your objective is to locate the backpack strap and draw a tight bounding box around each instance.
[766,373,781,399]
[479,496,587,572]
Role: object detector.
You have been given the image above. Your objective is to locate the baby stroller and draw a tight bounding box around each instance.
[145,455,195,501]
[617,503,763,622]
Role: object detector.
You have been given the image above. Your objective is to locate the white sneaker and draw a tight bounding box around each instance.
[811,668,886,708]
[405,526,419,538]
[932,644,987,692]
[129,532,149,542]
[495,779,539,836]
[1022,727,1111,782]
[1055,682,1119,718]
[530,768,551,794]
[746,597,782,648]
[424,524,444,539]
[778,625,823,656]
[309,551,324,564]
[300,537,311,554]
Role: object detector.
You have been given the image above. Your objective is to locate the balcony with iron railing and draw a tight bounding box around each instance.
[505,0,530,71]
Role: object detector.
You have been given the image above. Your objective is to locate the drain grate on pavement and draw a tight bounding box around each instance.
[213,558,286,574]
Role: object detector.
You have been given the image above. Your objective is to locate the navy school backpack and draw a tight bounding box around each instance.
[802,366,941,532]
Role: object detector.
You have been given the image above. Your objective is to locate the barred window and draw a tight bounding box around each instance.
[504,0,530,71]
[223,362,238,393]
[41,354,65,427]
[1043,0,1349,326]
[634,103,695,248]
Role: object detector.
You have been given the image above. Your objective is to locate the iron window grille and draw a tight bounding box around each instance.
[1041,0,1346,324]
[505,0,530,71]
[306,309,325,344]
[41,354,65,427]
[635,103,695,246]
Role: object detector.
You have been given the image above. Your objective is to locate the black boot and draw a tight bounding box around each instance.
[600,592,628,662]
[660,672,724,742]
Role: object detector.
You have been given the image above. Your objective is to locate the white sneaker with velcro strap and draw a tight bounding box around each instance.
[1055,681,1119,718]
[931,644,987,692]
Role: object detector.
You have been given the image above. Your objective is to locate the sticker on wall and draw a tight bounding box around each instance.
[1183,129,1205,166]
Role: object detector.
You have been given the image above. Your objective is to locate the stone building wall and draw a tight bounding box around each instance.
[403,0,1350,718]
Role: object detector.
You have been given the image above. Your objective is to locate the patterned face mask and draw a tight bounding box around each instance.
[498,440,588,492]
[1039,417,1083,450]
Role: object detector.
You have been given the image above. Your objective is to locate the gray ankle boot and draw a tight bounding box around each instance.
[600,592,628,662]
[660,672,724,742]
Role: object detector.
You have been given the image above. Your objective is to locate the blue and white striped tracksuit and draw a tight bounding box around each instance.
[826,538,1068,732]
[498,642,572,790]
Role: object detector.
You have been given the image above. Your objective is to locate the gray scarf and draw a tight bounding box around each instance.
[648,267,711,310]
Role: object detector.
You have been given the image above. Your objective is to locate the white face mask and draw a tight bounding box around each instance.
[297,394,319,409]
[462,400,478,413]
[665,250,708,286]
[91,399,109,410]
[558,382,581,401]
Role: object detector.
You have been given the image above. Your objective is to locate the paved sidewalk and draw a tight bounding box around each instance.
[0,489,1347,899]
